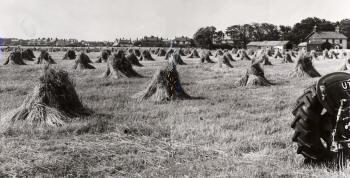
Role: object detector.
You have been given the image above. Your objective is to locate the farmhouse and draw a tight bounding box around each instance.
[83,41,111,47]
[136,36,169,47]
[305,26,348,51]
[172,36,192,47]
[113,38,133,47]
[55,39,79,47]
[247,41,291,50]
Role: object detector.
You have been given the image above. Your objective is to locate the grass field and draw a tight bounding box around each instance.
[0,50,349,177]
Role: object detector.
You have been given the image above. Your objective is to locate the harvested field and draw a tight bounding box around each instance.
[0,50,349,177]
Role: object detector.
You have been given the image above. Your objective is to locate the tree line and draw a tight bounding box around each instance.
[193,17,350,49]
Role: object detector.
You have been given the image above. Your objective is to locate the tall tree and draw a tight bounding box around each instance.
[251,23,264,41]
[214,30,225,40]
[227,23,280,46]
[226,24,254,48]
[193,26,216,49]
[339,19,350,48]
[260,23,280,41]
[290,17,335,44]
[279,25,292,41]
[339,19,350,36]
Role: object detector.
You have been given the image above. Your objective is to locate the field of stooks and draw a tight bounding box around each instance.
[0,46,350,177]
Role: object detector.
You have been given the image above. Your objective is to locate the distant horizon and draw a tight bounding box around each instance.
[1,0,349,41]
[1,36,183,42]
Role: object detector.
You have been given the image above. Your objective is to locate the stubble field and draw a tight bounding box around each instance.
[0,50,349,177]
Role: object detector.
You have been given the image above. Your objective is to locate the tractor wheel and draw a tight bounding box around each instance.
[291,84,334,162]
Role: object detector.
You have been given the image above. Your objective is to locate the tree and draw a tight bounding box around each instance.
[279,25,292,41]
[260,23,280,41]
[251,23,264,41]
[226,24,254,48]
[339,19,350,48]
[193,26,216,49]
[214,30,225,40]
[250,23,280,41]
[225,23,279,47]
[133,40,142,47]
[290,17,335,44]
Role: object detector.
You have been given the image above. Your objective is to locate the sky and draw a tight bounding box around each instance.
[0,0,349,41]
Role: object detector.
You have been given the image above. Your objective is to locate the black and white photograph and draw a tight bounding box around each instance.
[1,0,350,177]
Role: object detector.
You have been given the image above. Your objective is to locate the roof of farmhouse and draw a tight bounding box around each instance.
[142,36,164,41]
[247,41,290,46]
[174,36,191,41]
[309,31,347,39]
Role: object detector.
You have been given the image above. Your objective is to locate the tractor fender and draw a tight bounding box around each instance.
[316,72,350,115]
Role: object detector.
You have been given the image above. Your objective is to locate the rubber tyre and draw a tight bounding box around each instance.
[291,84,333,162]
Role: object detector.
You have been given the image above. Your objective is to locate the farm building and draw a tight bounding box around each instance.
[246,41,291,50]
[135,36,170,47]
[84,41,112,47]
[172,36,192,47]
[113,38,133,47]
[298,42,307,50]
[305,26,348,51]
[55,39,80,47]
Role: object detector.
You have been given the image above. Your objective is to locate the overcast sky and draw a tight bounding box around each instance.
[0,0,349,41]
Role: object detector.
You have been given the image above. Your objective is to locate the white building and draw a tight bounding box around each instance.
[305,26,348,50]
